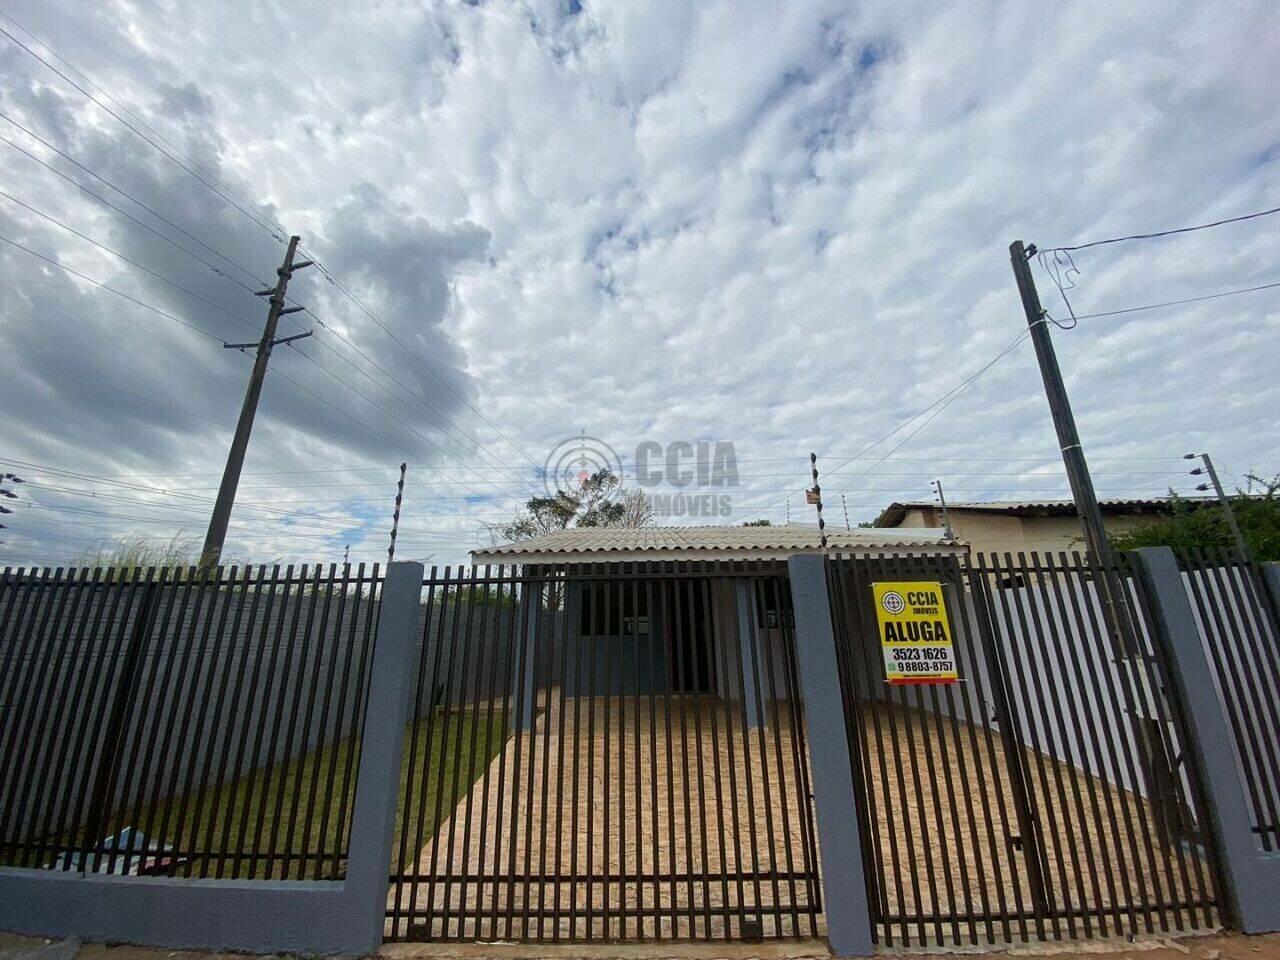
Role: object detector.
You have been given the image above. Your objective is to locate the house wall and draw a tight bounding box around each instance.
[899,507,1162,558]
[559,581,670,696]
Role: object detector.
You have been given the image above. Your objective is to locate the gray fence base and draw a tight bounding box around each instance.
[0,561,425,955]
[1134,548,1280,934]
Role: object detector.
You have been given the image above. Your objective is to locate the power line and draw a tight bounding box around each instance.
[304,257,545,475]
[0,188,265,333]
[0,10,289,239]
[1070,280,1280,321]
[0,22,289,244]
[0,168,534,487]
[0,232,225,342]
[732,329,1032,523]
[1043,204,1280,253]
[0,228,534,509]
[2,18,540,484]
[0,110,268,289]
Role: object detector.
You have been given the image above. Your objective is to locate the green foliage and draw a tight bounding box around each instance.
[452,585,517,608]
[73,534,199,580]
[741,519,773,526]
[1111,473,1280,560]
[494,469,653,543]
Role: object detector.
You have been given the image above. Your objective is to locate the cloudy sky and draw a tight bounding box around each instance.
[0,1,1277,568]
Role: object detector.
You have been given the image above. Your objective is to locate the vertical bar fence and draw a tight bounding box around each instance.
[386,561,822,942]
[827,551,1221,947]
[1176,549,1280,852]
[0,564,381,879]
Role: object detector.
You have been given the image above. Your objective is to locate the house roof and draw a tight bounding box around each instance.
[875,496,1220,527]
[472,524,961,564]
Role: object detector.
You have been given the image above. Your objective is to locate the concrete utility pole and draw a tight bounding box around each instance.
[201,236,313,568]
[1011,240,1178,833]
[1187,452,1251,559]
[1009,240,1113,564]
[931,478,954,540]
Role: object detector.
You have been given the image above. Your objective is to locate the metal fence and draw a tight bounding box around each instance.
[387,562,822,942]
[828,551,1220,947]
[0,564,381,879]
[1178,549,1280,851]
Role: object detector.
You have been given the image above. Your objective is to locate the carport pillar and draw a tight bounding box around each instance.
[1133,547,1280,933]
[512,575,543,731]
[787,553,874,957]
[734,579,765,728]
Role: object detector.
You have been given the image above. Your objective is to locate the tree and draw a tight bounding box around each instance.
[1111,472,1280,560]
[491,469,653,544]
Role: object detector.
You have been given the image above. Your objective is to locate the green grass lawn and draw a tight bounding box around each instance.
[5,712,506,879]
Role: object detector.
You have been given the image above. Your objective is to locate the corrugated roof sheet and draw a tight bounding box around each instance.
[472,524,957,561]
[875,495,1227,527]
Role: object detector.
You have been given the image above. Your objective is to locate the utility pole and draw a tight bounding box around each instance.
[201,236,313,568]
[1186,452,1250,559]
[841,492,851,531]
[1012,241,1178,840]
[388,462,407,564]
[1009,240,1112,564]
[807,452,828,548]
[931,479,954,540]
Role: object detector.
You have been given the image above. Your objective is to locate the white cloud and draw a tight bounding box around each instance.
[0,0,1277,566]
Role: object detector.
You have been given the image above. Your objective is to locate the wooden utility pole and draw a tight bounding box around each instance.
[201,236,312,567]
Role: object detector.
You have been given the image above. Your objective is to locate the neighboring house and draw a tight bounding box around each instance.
[471,524,958,710]
[873,496,1216,558]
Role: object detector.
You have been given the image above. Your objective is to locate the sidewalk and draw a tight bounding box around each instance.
[5,930,1280,960]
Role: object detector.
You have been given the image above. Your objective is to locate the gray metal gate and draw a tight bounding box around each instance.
[386,562,822,942]
[828,551,1221,946]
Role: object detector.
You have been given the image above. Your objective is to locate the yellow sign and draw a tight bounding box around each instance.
[872,581,959,685]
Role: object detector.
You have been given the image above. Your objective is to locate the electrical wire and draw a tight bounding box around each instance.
[0,232,225,342]
[0,23,289,244]
[0,188,265,332]
[1042,205,1280,253]
[728,330,1033,523]
[2,18,544,482]
[0,110,268,289]
[0,165,536,486]
[1070,281,1280,321]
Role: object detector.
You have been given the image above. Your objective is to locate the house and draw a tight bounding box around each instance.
[471,524,960,725]
[872,496,1211,558]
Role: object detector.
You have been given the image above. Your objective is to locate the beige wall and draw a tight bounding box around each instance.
[898,507,1160,559]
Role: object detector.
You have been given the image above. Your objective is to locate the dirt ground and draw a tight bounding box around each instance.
[388,694,1212,945]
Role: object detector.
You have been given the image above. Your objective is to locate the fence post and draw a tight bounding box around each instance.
[343,560,424,953]
[734,579,764,727]
[1131,547,1280,934]
[1263,562,1280,616]
[787,553,874,956]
